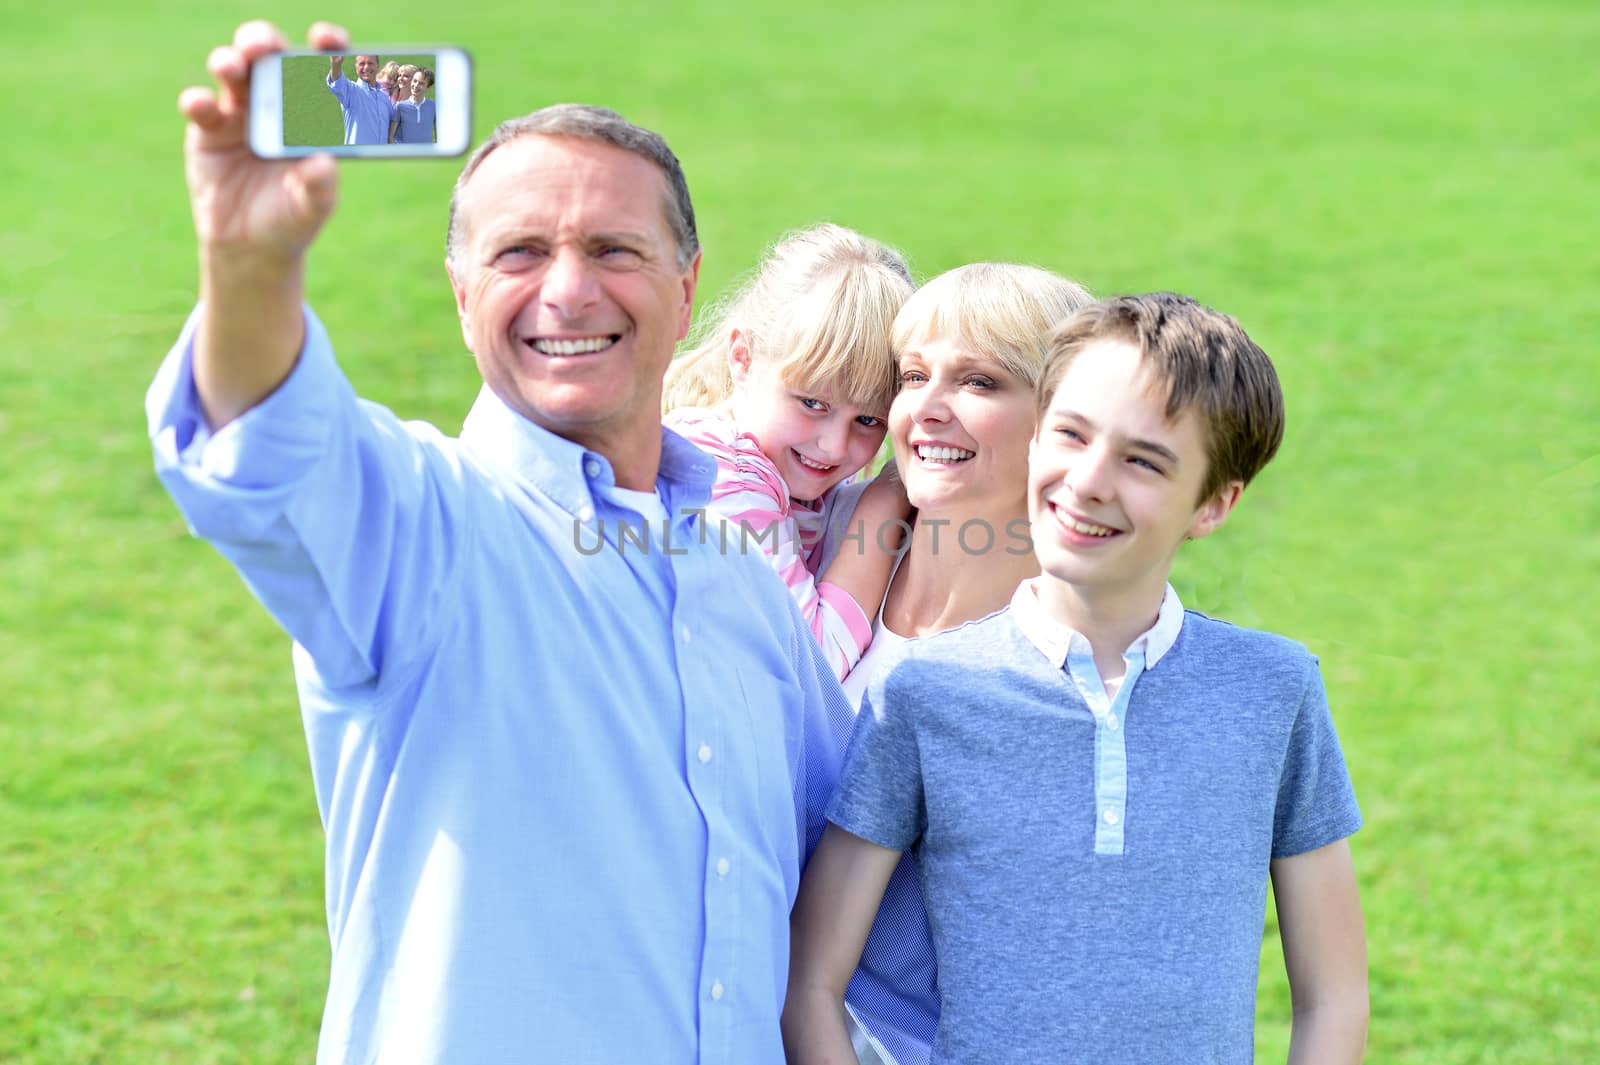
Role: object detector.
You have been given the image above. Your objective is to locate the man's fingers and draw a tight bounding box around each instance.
[308,21,351,51]
[206,44,252,115]
[178,86,225,130]
[233,19,290,58]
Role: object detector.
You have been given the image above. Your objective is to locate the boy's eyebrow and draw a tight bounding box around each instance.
[1053,409,1183,468]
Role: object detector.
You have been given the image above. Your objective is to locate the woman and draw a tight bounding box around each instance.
[817,262,1093,1065]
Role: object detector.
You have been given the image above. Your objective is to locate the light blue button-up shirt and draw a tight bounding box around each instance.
[147,306,856,1065]
[325,73,395,145]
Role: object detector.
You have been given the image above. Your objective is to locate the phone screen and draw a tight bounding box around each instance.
[249,48,472,158]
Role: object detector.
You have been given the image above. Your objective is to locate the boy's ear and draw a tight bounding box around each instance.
[1187,480,1244,541]
[727,327,753,385]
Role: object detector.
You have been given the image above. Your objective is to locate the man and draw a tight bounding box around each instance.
[155,20,855,1064]
[326,52,393,145]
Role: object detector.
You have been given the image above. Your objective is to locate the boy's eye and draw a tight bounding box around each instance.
[1130,455,1165,474]
[1055,426,1084,443]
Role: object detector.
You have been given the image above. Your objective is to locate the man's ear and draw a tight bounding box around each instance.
[1187,480,1243,542]
[446,258,474,354]
[675,249,702,342]
[727,326,754,386]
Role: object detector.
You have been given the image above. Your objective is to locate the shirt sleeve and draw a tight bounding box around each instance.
[1271,655,1363,858]
[668,412,872,681]
[147,304,469,690]
[826,659,927,852]
[326,72,354,103]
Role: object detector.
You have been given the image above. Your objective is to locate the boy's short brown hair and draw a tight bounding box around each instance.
[1036,293,1285,502]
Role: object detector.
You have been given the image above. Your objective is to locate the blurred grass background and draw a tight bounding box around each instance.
[2,0,1596,1061]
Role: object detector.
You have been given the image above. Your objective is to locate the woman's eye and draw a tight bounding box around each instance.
[900,371,927,385]
[966,377,996,390]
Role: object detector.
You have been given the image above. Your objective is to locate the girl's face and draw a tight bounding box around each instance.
[889,331,1037,517]
[730,347,888,504]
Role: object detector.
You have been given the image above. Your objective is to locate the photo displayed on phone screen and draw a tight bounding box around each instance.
[286,53,441,146]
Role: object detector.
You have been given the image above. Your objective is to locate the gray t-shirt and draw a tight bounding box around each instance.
[828,608,1362,1065]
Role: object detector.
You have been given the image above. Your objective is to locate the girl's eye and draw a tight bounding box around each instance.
[855,415,884,429]
[800,397,827,412]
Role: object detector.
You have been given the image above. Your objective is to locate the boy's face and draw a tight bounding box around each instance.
[1028,338,1240,604]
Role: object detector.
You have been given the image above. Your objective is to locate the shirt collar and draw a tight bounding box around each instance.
[1009,578,1185,671]
[458,385,715,519]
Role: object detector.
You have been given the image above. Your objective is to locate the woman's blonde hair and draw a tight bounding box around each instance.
[891,263,1094,386]
[662,223,914,415]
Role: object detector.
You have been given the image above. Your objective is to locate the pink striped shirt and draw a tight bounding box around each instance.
[666,408,873,681]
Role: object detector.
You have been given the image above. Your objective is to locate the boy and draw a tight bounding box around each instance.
[784,294,1367,1065]
[391,66,437,144]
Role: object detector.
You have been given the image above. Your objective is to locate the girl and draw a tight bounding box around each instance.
[375,60,402,102]
[663,223,915,682]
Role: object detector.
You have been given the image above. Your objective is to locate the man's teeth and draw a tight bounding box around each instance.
[1060,512,1116,537]
[794,453,836,471]
[916,445,975,462]
[533,337,613,355]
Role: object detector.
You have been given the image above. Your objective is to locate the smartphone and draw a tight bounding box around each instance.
[248,47,471,158]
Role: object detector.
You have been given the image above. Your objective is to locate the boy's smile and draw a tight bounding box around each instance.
[1029,338,1239,615]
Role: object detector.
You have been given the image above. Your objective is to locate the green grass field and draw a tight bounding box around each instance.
[4,1,1597,1061]
[283,54,437,146]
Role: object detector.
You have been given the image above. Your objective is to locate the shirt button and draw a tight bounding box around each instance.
[716,857,730,877]
[710,980,724,1001]
[1106,713,1120,731]
[680,625,692,643]
[584,458,601,478]
[1103,807,1120,826]
[697,743,713,764]
[576,505,595,523]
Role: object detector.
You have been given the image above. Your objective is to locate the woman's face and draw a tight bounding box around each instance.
[889,331,1037,518]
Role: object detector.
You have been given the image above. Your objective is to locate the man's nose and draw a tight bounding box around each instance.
[541,247,599,318]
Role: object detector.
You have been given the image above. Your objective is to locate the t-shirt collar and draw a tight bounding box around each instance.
[1010,577,1185,670]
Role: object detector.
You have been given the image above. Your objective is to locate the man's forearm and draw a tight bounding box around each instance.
[195,249,306,428]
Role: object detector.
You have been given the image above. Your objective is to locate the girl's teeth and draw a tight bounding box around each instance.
[795,453,834,471]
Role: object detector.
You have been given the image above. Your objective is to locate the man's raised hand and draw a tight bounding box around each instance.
[178,20,347,263]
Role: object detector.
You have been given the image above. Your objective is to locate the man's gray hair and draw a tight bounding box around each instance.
[445,104,699,271]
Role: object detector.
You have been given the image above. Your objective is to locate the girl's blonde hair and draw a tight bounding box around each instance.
[891,263,1094,386]
[663,223,914,415]
[377,61,401,82]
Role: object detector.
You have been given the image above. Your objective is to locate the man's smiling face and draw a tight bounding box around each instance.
[354,55,378,85]
[447,134,699,469]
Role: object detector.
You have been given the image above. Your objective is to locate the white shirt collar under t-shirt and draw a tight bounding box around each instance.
[1009,578,1185,671]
